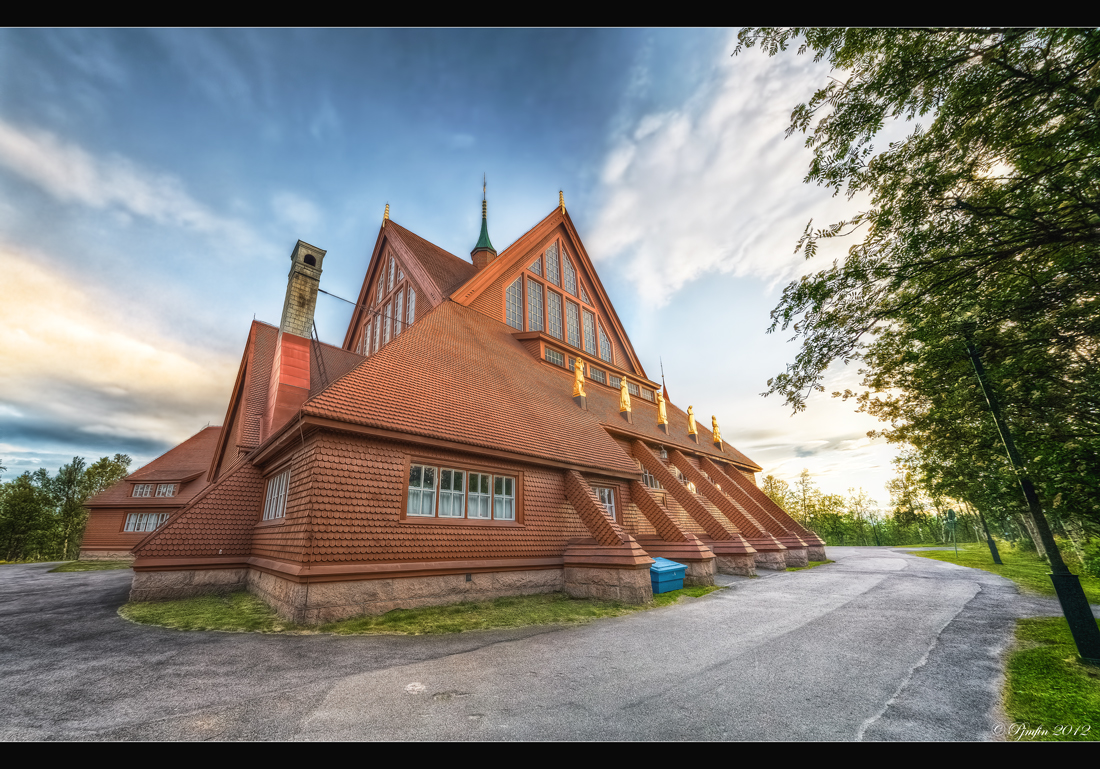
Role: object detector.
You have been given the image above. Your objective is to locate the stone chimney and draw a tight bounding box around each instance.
[264,240,326,441]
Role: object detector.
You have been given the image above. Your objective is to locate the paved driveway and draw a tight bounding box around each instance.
[0,547,1082,740]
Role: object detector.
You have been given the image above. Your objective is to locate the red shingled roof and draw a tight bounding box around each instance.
[303,301,639,476]
[386,222,477,299]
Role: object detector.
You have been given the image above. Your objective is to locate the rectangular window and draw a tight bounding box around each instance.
[124,512,170,532]
[468,472,492,519]
[528,256,542,276]
[438,469,466,518]
[505,277,523,330]
[547,291,563,340]
[407,464,437,517]
[583,309,597,355]
[374,312,382,352]
[590,367,606,385]
[383,305,392,345]
[609,374,622,389]
[599,325,613,363]
[376,274,384,303]
[362,321,372,355]
[642,388,655,402]
[263,470,290,521]
[642,469,661,490]
[526,279,544,332]
[132,484,153,498]
[563,254,577,297]
[387,256,395,292]
[566,301,580,348]
[594,487,615,521]
[545,242,560,286]
[627,381,640,397]
[394,290,404,337]
[397,264,404,283]
[407,288,416,327]
[494,476,515,520]
[545,348,564,367]
[155,483,176,497]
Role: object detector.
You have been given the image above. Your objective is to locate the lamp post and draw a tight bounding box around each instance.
[964,335,1100,663]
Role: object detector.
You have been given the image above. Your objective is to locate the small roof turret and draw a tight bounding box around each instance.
[471,174,496,270]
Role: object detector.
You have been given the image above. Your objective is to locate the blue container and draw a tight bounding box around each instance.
[650,557,686,594]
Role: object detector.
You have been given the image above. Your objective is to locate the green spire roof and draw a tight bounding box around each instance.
[474,198,495,252]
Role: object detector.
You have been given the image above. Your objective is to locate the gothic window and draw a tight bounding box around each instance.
[547,291,563,340]
[563,254,577,297]
[599,325,613,363]
[583,309,597,356]
[394,290,404,337]
[527,279,544,332]
[529,256,542,276]
[546,242,560,286]
[566,300,580,348]
[505,277,523,330]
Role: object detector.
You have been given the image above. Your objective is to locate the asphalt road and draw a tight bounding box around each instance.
[0,547,1086,741]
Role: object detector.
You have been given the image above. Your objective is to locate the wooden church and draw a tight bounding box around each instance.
[84,191,825,623]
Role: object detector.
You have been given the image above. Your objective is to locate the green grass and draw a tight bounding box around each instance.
[120,586,725,635]
[787,559,834,572]
[906,542,1100,603]
[1003,618,1100,741]
[49,560,133,573]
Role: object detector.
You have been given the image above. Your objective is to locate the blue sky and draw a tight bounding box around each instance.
[0,29,899,501]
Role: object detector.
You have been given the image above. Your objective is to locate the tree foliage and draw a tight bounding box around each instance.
[737,28,1100,543]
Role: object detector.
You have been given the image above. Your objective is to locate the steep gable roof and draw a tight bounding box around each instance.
[86,425,222,506]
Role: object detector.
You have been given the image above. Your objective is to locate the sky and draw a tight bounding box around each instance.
[0,29,901,503]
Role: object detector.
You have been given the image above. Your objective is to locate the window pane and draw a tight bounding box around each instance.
[583,310,596,355]
[395,290,404,337]
[529,256,542,276]
[505,277,523,330]
[545,348,564,367]
[526,279,544,332]
[547,291,563,340]
[563,255,577,296]
[590,368,606,385]
[410,465,422,488]
[546,243,560,286]
[599,325,612,363]
[407,288,416,327]
[566,301,580,348]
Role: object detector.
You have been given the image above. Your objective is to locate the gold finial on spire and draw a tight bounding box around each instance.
[383,202,389,227]
[687,406,697,435]
[559,190,565,215]
[619,377,631,413]
[711,416,722,449]
[656,388,668,425]
[572,359,586,398]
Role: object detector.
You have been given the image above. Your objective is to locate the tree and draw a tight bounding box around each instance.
[735,28,1100,531]
[0,472,55,561]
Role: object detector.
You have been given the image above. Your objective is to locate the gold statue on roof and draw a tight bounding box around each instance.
[619,378,631,412]
[656,389,668,425]
[687,406,697,434]
[572,360,586,398]
[711,416,722,446]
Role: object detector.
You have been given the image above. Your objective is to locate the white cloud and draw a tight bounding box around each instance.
[590,35,866,306]
[272,191,322,232]
[0,118,258,248]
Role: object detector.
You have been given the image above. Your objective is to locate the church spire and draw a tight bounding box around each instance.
[471,173,497,270]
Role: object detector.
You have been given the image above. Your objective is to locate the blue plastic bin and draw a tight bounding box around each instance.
[650,557,686,594]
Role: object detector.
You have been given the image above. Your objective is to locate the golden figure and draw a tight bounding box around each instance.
[687,406,697,435]
[711,416,722,446]
[572,360,586,398]
[619,378,631,412]
[656,389,668,425]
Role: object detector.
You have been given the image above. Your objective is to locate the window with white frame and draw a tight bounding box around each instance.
[594,487,615,520]
[406,463,516,522]
[263,470,290,521]
[124,512,170,532]
[642,468,662,490]
[132,484,153,497]
[155,483,176,497]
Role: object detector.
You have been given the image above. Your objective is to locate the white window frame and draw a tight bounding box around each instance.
[438,468,466,518]
[493,476,515,520]
[155,483,176,497]
[468,472,492,519]
[263,470,290,521]
[124,512,170,532]
[642,468,661,490]
[594,487,616,521]
[407,464,438,517]
[132,483,153,498]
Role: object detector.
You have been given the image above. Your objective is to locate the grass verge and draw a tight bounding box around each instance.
[49,560,133,573]
[120,586,724,635]
[787,559,834,572]
[906,542,1100,603]
[1003,617,1100,741]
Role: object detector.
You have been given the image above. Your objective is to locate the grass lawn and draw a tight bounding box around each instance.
[787,560,833,572]
[1003,618,1100,741]
[905,542,1100,604]
[119,585,725,635]
[49,560,133,573]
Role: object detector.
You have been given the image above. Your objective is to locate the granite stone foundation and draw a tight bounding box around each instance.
[753,549,789,571]
[248,567,565,624]
[129,568,248,602]
[808,546,827,561]
[564,566,653,603]
[79,550,134,561]
[784,547,809,568]
[681,558,716,587]
[715,553,757,577]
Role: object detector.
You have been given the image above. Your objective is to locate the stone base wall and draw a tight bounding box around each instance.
[564,566,653,604]
[784,548,809,568]
[682,558,716,587]
[249,568,565,625]
[808,546,827,561]
[753,550,788,571]
[79,550,134,562]
[129,568,248,602]
[715,554,757,577]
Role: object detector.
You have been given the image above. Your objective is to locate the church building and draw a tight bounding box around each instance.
[84,191,825,623]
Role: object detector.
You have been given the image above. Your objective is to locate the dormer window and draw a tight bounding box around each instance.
[155,484,176,497]
[132,484,153,497]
